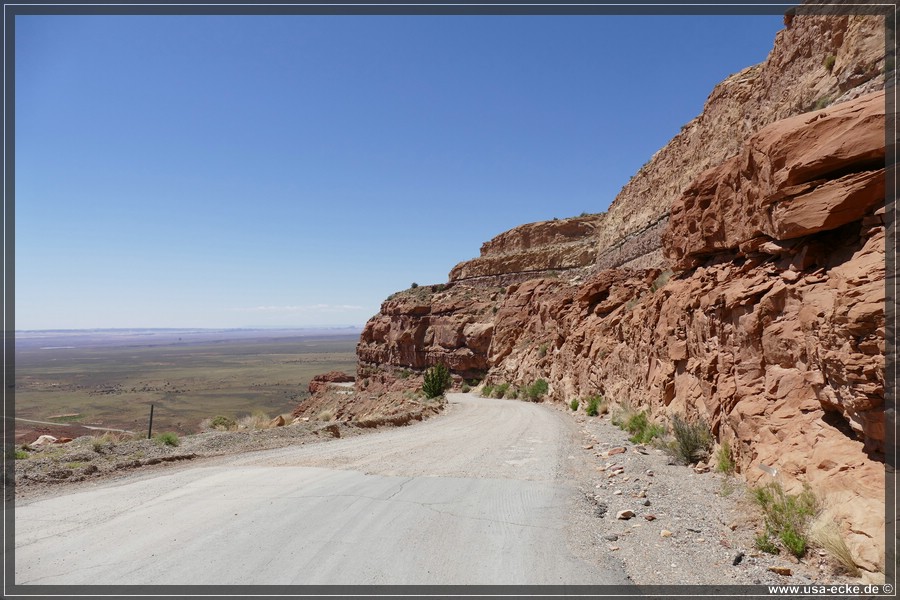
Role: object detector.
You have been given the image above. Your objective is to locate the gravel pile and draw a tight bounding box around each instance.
[560,404,861,587]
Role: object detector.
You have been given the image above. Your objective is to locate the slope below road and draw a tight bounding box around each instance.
[15,393,630,586]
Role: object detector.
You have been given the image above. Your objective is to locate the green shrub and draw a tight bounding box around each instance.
[211,415,236,431]
[410,282,419,289]
[526,379,549,401]
[505,386,519,399]
[481,384,494,398]
[585,395,605,417]
[716,440,736,474]
[570,398,579,411]
[422,363,451,399]
[824,54,836,72]
[668,414,713,464]
[780,525,807,557]
[461,383,470,393]
[618,410,664,444]
[154,432,180,447]
[14,449,28,460]
[752,481,819,558]
[493,383,510,399]
[537,344,548,358]
[755,532,779,554]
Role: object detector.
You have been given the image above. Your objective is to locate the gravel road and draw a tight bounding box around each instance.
[15,393,630,586]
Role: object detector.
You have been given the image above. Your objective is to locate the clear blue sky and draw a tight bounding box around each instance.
[16,14,784,330]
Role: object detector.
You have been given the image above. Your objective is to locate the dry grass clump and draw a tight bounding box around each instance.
[91,431,132,452]
[810,513,861,577]
[317,410,334,422]
[238,411,272,430]
[585,395,608,416]
[667,414,713,464]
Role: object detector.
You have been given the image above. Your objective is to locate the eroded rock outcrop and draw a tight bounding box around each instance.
[357,283,498,380]
[447,13,886,281]
[448,216,602,283]
[307,370,355,394]
[299,11,888,577]
[487,90,886,575]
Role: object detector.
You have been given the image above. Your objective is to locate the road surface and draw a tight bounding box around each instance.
[15,393,629,586]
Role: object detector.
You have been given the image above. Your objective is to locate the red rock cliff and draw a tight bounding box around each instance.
[346,12,888,577]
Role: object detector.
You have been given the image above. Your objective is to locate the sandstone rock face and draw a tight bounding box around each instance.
[664,91,885,270]
[449,216,601,283]
[598,13,885,270]
[307,370,355,394]
[357,284,498,380]
[446,14,885,282]
[483,91,886,574]
[314,13,888,577]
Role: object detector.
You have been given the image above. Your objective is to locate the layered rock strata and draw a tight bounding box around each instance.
[447,13,886,281]
[300,11,889,578]
[351,87,888,576]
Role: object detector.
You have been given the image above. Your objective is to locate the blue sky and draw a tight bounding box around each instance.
[16,13,784,329]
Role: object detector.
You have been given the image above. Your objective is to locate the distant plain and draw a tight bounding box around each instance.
[13,329,359,439]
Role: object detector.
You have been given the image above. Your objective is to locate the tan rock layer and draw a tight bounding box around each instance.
[447,14,885,280]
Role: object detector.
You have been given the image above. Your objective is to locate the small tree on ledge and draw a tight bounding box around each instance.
[422,363,451,399]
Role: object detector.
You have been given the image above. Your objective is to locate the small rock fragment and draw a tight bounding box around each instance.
[30,435,58,448]
[768,566,792,576]
[660,529,673,537]
[732,552,744,565]
[644,514,656,521]
[604,534,619,542]
[616,510,635,520]
[608,446,626,455]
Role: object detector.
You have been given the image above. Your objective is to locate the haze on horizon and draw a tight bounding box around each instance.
[15,12,784,330]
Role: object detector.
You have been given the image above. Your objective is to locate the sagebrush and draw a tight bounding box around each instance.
[668,414,713,464]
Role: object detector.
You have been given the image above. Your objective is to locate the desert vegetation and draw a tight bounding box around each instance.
[752,480,819,558]
[422,363,451,399]
[525,379,549,401]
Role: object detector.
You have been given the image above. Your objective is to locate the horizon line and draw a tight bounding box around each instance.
[13,325,366,332]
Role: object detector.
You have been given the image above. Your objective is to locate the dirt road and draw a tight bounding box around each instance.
[15,393,630,586]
